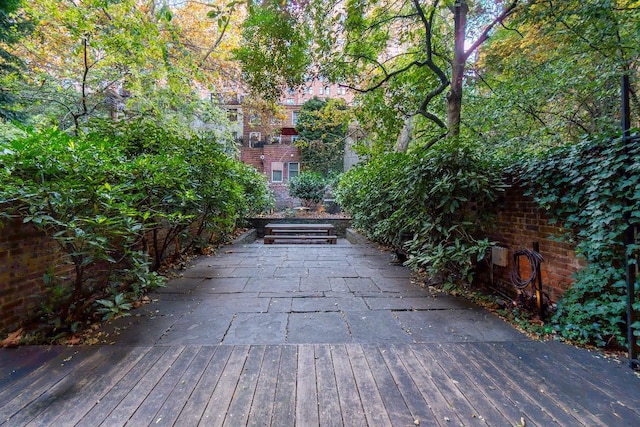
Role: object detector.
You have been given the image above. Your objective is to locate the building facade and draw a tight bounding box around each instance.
[231,79,354,209]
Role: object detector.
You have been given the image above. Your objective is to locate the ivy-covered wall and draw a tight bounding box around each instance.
[476,183,585,303]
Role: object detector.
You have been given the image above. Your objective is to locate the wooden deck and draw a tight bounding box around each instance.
[1,341,639,426]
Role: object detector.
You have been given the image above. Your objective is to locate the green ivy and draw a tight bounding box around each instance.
[518,132,640,348]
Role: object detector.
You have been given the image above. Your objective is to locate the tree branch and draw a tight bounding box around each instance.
[463,0,520,61]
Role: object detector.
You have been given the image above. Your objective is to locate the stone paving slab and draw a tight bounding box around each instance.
[95,240,526,346]
[2,237,640,426]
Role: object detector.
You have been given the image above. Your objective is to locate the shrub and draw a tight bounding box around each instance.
[336,138,505,285]
[288,172,326,207]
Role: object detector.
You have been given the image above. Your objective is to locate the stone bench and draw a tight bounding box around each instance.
[264,234,338,244]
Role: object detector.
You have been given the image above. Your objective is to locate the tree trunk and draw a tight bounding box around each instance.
[447,1,468,137]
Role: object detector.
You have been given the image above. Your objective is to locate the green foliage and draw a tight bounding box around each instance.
[336,138,505,285]
[295,97,349,176]
[0,123,272,339]
[288,172,326,207]
[96,293,132,321]
[474,1,640,151]
[518,132,640,348]
[232,1,311,101]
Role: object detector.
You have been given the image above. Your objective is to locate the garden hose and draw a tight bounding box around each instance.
[510,248,544,290]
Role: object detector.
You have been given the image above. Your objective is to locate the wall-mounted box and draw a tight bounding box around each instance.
[492,246,509,267]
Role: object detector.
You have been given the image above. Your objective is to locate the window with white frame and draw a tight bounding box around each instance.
[324,86,330,96]
[292,111,299,125]
[318,86,324,95]
[271,162,284,182]
[288,162,299,180]
[249,112,259,125]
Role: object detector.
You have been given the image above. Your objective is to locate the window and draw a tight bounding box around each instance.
[228,111,238,122]
[249,132,261,147]
[249,112,259,125]
[292,111,299,125]
[306,86,313,95]
[271,162,283,182]
[324,86,330,96]
[271,135,281,144]
[288,162,299,180]
[318,87,324,95]
[285,98,294,105]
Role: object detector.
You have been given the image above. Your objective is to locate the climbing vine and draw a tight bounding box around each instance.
[518,132,640,348]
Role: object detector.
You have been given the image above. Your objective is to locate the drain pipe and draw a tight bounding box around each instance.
[622,73,638,370]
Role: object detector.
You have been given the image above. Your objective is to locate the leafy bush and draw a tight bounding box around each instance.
[288,172,326,206]
[336,138,505,285]
[518,132,640,348]
[0,123,272,340]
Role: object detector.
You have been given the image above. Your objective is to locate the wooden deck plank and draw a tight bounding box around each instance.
[74,347,168,427]
[503,342,636,425]
[222,345,266,427]
[126,345,200,426]
[25,346,150,427]
[378,344,437,425]
[314,345,343,427]
[362,345,421,426]
[330,345,367,426]
[173,345,234,426]
[270,345,297,426]
[345,344,393,427]
[514,341,640,414]
[295,345,319,426]
[463,343,581,426]
[198,345,250,427]
[411,344,496,426]
[0,346,66,387]
[96,346,185,427]
[0,347,100,425]
[153,346,222,427]
[439,343,529,425]
[247,345,281,426]
[390,344,466,426]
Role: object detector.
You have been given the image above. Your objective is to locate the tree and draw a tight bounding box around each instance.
[232,0,311,101]
[472,0,640,151]
[295,97,349,176]
[236,0,521,149]
[0,0,33,121]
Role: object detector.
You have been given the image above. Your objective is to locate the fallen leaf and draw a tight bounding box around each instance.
[1,328,23,347]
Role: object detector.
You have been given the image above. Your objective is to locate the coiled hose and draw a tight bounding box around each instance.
[510,248,544,289]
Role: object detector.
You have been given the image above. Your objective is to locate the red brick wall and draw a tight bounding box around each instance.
[0,218,72,334]
[240,145,302,209]
[0,218,197,335]
[476,183,585,302]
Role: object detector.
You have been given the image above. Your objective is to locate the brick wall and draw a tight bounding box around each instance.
[240,145,302,210]
[476,183,585,302]
[0,218,72,334]
[0,218,196,335]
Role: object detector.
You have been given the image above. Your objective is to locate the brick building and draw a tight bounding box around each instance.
[228,79,354,209]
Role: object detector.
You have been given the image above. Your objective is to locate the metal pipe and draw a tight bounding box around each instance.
[622,73,638,369]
